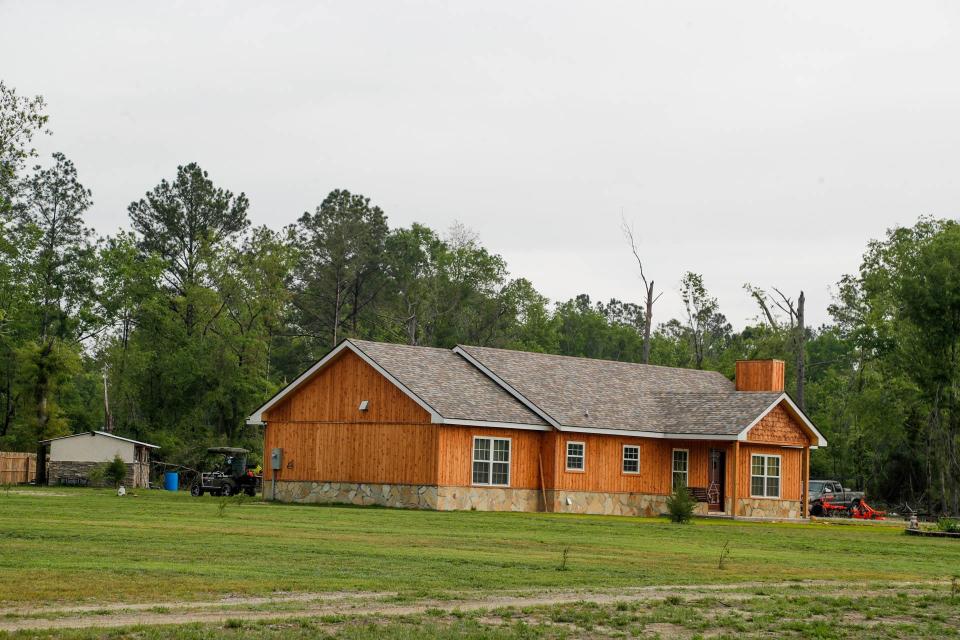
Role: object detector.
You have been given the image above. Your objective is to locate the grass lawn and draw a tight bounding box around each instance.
[1,487,959,637]
[2,487,959,605]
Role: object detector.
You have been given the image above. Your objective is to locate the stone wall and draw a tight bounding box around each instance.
[546,490,710,517]
[736,497,803,520]
[272,480,438,509]
[269,480,801,520]
[47,460,145,488]
[436,486,541,512]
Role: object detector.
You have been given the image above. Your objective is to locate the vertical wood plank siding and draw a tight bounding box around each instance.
[551,433,725,495]
[263,422,439,484]
[437,426,542,489]
[734,360,785,392]
[737,444,803,501]
[263,350,432,424]
[262,350,436,484]
[0,452,36,484]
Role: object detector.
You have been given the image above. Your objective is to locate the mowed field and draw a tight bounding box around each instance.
[1,487,959,638]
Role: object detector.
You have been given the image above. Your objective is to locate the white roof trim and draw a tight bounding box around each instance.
[736,393,827,447]
[439,418,552,432]
[556,425,739,440]
[39,430,159,449]
[453,346,562,429]
[247,340,442,425]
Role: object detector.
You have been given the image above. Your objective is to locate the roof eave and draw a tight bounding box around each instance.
[555,425,740,440]
[38,430,159,449]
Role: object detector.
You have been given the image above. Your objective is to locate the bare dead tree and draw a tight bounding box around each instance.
[621,217,662,364]
[744,284,806,410]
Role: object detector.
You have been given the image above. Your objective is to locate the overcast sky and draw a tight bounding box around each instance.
[4,1,958,328]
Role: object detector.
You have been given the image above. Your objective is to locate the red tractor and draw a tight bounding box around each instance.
[815,493,886,520]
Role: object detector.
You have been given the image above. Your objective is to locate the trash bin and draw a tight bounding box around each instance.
[163,471,179,491]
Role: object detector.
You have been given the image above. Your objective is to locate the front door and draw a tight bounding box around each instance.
[708,449,725,512]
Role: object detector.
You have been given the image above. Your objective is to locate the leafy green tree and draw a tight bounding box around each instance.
[3,153,99,447]
[896,222,960,513]
[128,163,249,335]
[680,272,730,370]
[0,81,49,216]
[293,190,388,349]
[383,224,447,345]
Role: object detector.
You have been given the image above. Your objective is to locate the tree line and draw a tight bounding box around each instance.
[1,82,958,513]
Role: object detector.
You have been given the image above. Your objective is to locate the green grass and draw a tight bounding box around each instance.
[1,487,959,609]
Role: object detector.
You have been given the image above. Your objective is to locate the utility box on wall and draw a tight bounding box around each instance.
[270,448,283,470]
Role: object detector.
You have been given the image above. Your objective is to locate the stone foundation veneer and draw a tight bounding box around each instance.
[736,498,803,520]
[47,461,142,488]
[437,486,542,511]
[545,490,709,517]
[271,481,716,517]
[273,480,440,509]
[271,481,803,519]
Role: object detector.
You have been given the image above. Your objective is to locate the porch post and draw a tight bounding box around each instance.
[731,440,739,518]
[802,446,810,518]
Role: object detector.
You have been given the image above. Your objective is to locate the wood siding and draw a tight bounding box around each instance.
[263,350,437,485]
[735,360,785,392]
[549,432,730,496]
[737,444,804,501]
[747,403,809,446]
[264,350,432,425]
[437,426,543,489]
[263,421,439,485]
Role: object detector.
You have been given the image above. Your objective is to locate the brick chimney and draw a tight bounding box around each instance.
[735,360,785,392]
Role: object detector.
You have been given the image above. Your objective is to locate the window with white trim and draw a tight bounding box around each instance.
[672,449,688,489]
[472,437,510,486]
[566,441,585,471]
[622,445,640,474]
[751,454,780,498]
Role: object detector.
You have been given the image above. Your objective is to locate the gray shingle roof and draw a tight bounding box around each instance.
[348,340,548,426]
[456,345,782,436]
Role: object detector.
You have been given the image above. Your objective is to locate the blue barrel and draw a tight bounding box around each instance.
[163,471,179,491]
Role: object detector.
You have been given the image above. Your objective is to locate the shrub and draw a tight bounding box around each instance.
[665,485,696,524]
[937,518,960,533]
[104,455,128,488]
[87,464,106,486]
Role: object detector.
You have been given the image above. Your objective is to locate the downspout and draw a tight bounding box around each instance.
[732,441,740,519]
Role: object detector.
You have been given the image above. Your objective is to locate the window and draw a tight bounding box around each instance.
[751,454,780,498]
[672,449,688,489]
[472,437,510,486]
[622,445,640,474]
[566,441,585,471]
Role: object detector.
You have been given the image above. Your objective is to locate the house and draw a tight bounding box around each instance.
[38,431,158,488]
[248,340,826,519]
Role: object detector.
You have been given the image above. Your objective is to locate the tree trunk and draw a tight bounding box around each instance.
[796,291,806,410]
[34,341,53,441]
[642,280,654,364]
[332,283,342,347]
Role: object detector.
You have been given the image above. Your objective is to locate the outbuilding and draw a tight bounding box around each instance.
[249,340,826,519]
[38,431,158,488]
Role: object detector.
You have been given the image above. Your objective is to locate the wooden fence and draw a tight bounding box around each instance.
[0,452,37,485]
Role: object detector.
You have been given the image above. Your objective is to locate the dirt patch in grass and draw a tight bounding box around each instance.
[1,579,954,634]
